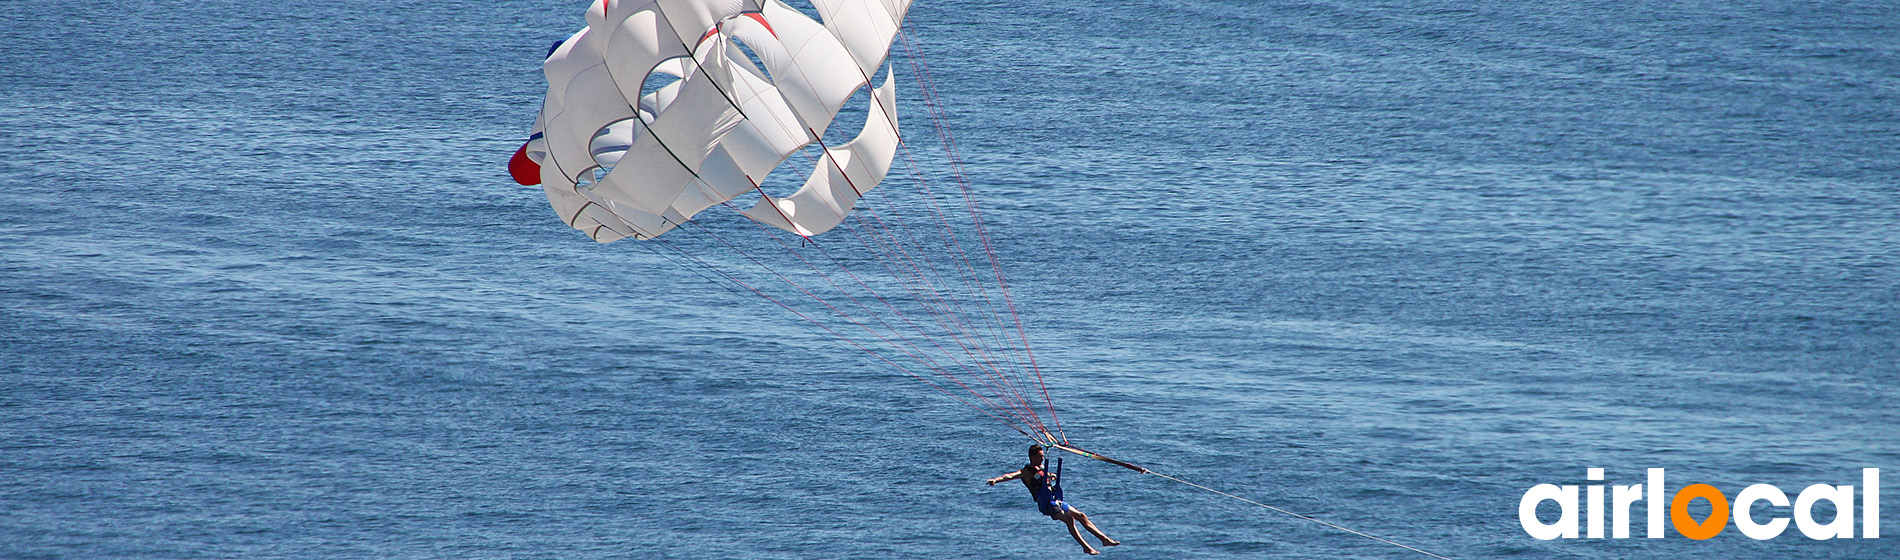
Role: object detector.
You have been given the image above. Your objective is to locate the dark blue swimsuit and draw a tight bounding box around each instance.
[1024,458,1073,519]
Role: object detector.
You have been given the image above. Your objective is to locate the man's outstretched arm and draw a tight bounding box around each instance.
[986,470,1025,486]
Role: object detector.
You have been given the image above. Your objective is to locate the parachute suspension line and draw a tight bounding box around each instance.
[642,231,1040,439]
[708,58,1058,436]
[689,5,1060,440]
[855,62,1046,414]
[890,32,1051,430]
[714,148,1054,434]
[685,213,1054,434]
[895,29,1064,442]
[799,59,1053,440]
[716,212,1050,432]
[802,58,1035,390]
[805,238,1049,432]
[869,152,1039,415]
[841,179,1057,438]
[793,124,1053,432]
[839,134,1035,396]
[834,210,1039,419]
[734,214,1055,436]
[1144,471,1456,560]
[836,214,981,360]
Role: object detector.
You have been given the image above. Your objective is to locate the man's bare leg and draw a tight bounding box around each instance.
[1074,511,1120,546]
[1062,516,1101,555]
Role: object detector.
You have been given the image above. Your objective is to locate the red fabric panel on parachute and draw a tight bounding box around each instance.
[743,12,775,37]
[509,142,541,185]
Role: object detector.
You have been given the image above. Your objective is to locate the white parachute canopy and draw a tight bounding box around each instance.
[508,0,1074,449]
[510,0,914,242]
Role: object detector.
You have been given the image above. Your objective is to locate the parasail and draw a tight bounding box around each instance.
[509,0,1070,445]
[507,5,1463,557]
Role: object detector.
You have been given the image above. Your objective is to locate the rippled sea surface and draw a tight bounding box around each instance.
[4,1,1896,558]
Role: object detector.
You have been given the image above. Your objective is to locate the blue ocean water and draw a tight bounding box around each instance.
[3,0,1896,558]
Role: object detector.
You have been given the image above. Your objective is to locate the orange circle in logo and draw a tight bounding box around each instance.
[1670,484,1730,540]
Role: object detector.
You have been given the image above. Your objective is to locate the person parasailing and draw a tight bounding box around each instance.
[987,444,1120,554]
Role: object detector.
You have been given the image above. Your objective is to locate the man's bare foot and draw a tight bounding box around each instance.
[1101,538,1120,547]
[1082,547,1100,555]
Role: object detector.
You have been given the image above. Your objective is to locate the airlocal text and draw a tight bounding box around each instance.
[1519,468,1879,540]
